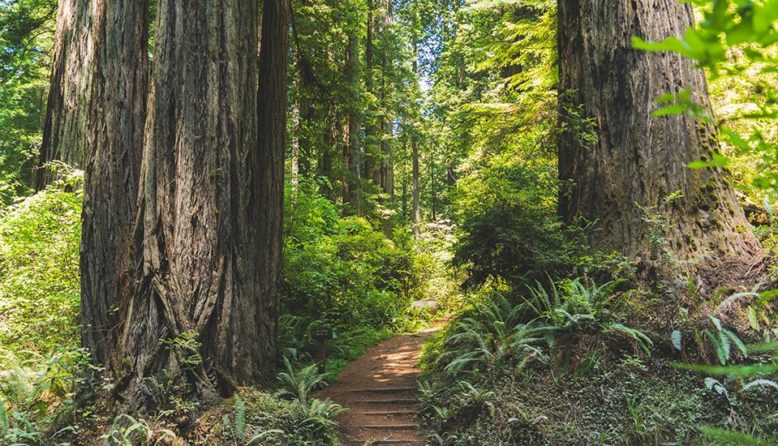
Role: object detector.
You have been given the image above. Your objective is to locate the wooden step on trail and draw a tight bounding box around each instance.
[355,397,419,404]
[353,424,419,431]
[362,410,418,416]
[349,387,417,393]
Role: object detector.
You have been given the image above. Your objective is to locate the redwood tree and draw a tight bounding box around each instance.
[256,0,290,385]
[117,0,282,406]
[34,0,95,188]
[557,0,761,284]
[80,0,149,372]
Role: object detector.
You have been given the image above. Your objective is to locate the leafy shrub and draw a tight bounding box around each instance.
[276,357,328,405]
[452,161,580,289]
[283,181,422,359]
[0,180,81,355]
[100,414,177,446]
[0,347,88,445]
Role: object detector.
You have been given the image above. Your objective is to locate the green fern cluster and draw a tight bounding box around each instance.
[100,414,177,446]
[432,278,652,377]
[525,278,653,357]
[0,347,87,445]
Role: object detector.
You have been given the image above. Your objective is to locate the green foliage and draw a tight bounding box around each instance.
[0,0,55,197]
[0,177,81,355]
[283,181,422,347]
[100,414,177,446]
[452,159,579,289]
[702,426,776,446]
[429,277,651,379]
[522,278,653,369]
[431,292,545,377]
[161,331,203,370]
[702,316,749,365]
[233,390,344,446]
[275,357,328,405]
[0,347,88,445]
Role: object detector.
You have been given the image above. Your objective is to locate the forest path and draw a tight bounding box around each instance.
[317,324,443,445]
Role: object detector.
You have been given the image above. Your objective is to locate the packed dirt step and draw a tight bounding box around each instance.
[317,324,444,446]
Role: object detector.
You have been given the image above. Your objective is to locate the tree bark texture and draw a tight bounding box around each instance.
[557,0,761,282]
[256,0,289,385]
[119,0,272,406]
[80,0,149,373]
[34,0,95,188]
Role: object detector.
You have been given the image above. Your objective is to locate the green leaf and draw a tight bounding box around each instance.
[632,36,689,55]
[688,153,730,169]
[653,104,688,117]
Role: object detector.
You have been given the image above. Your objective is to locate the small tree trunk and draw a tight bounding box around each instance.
[412,137,421,239]
[344,31,362,211]
[557,0,761,286]
[430,150,436,221]
[290,101,300,192]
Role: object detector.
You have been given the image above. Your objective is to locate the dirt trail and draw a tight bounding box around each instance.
[318,326,441,446]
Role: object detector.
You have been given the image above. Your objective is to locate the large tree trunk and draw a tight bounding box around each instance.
[34,0,95,188]
[557,0,761,285]
[118,0,273,408]
[256,0,289,385]
[80,0,149,373]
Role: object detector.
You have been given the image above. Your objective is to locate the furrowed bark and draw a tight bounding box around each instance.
[119,0,270,407]
[557,0,762,286]
[34,0,95,188]
[80,0,149,373]
[256,0,289,386]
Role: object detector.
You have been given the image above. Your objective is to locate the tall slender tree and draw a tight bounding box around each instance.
[344,29,362,211]
[256,0,290,384]
[557,0,762,284]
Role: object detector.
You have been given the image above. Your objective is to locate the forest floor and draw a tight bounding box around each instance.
[317,323,444,445]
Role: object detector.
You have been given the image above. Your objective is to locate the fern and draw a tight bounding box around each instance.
[275,357,328,404]
[246,429,286,445]
[233,394,247,441]
[605,323,654,354]
[0,399,7,434]
[704,316,748,365]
